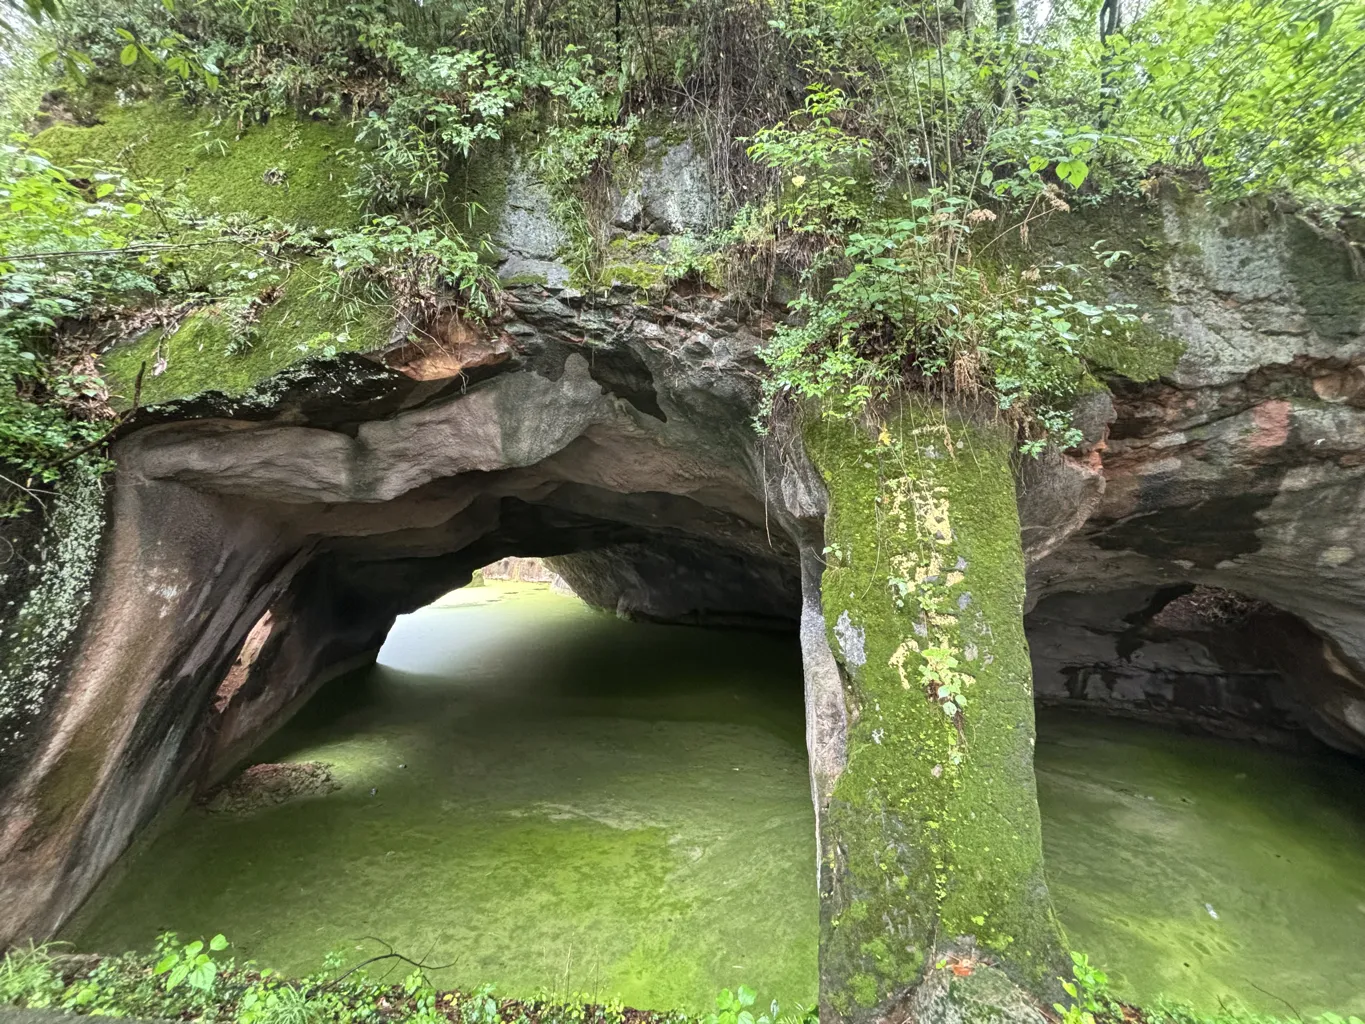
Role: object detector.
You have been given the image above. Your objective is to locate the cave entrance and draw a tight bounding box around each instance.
[1025,584,1365,1014]
[62,559,819,1013]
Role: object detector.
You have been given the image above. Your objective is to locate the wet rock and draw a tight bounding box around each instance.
[904,960,1050,1024]
[200,762,339,814]
[494,162,567,260]
[637,139,715,235]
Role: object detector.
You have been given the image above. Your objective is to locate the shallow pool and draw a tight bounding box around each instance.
[68,585,1365,1015]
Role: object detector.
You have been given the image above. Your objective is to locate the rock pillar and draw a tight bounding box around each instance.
[804,403,1066,1022]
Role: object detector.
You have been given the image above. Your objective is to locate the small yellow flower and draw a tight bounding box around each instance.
[790,174,807,188]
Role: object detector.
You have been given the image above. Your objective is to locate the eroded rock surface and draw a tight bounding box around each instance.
[1028,197,1365,758]
[200,761,339,814]
[1,175,1364,1009]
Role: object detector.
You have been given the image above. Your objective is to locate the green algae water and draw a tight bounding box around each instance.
[69,584,818,1012]
[1038,708,1365,1016]
[68,585,1365,1015]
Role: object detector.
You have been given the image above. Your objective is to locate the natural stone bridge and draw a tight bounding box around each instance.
[2,128,1364,1020]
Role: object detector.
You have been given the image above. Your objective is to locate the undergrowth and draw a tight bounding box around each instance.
[1052,952,1365,1024]
[3,0,1361,504]
[2,939,1360,1024]
[0,933,819,1024]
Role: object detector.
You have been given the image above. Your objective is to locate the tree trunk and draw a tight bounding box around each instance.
[803,403,1066,1023]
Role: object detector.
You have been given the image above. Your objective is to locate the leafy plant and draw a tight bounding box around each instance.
[1054,951,1115,1024]
[1111,0,1365,209]
[706,986,757,1024]
[752,181,1136,452]
[152,932,229,993]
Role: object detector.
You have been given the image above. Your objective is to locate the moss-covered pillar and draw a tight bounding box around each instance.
[804,402,1065,1022]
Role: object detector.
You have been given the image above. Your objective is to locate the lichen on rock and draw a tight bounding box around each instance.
[0,463,107,782]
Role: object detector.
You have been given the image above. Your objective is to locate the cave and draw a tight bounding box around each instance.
[4,69,1365,1020]
[1027,583,1365,756]
[63,560,819,1011]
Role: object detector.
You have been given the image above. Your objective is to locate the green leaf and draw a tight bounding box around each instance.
[119,44,138,66]
[94,183,115,199]
[209,934,228,951]
[737,986,756,1008]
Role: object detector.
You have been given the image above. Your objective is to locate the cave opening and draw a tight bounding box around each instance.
[63,559,820,1014]
[1026,583,1365,1013]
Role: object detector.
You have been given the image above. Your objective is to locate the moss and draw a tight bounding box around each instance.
[500,272,551,288]
[806,404,1065,1018]
[1003,199,1186,384]
[597,234,722,294]
[449,138,513,247]
[100,262,392,407]
[35,100,362,229]
[1078,323,1184,383]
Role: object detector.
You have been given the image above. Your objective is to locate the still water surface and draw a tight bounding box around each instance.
[69,584,1365,1014]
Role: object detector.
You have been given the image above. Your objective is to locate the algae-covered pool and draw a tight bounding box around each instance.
[68,584,1365,1015]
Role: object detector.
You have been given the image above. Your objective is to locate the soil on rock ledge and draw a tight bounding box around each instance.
[200,762,340,814]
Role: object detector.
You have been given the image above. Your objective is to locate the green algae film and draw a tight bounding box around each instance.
[66,587,818,1013]
[66,587,1365,1015]
[1037,708,1365,1015]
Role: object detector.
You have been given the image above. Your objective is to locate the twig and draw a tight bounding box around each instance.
[322,937,457,990]
[0,472,51,512]
[1246,981,1303,1023]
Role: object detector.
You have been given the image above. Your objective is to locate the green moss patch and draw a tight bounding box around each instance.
[35,101,362,230]
[1078,325,1184,383]
[100,262,391,408]
[806,405,1064,1013]
[598,235,720,293]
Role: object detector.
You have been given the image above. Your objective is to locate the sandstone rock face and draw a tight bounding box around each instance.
[1028,585,1354,751]
[1028,197,1365,757]
[0,277,824,946]
[478,556,561,584]
[0,185,1363,992]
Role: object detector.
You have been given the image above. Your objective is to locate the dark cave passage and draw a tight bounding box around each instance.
[1026,583,1365,756]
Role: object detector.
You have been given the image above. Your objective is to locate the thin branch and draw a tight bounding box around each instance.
[322,937,457,990]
